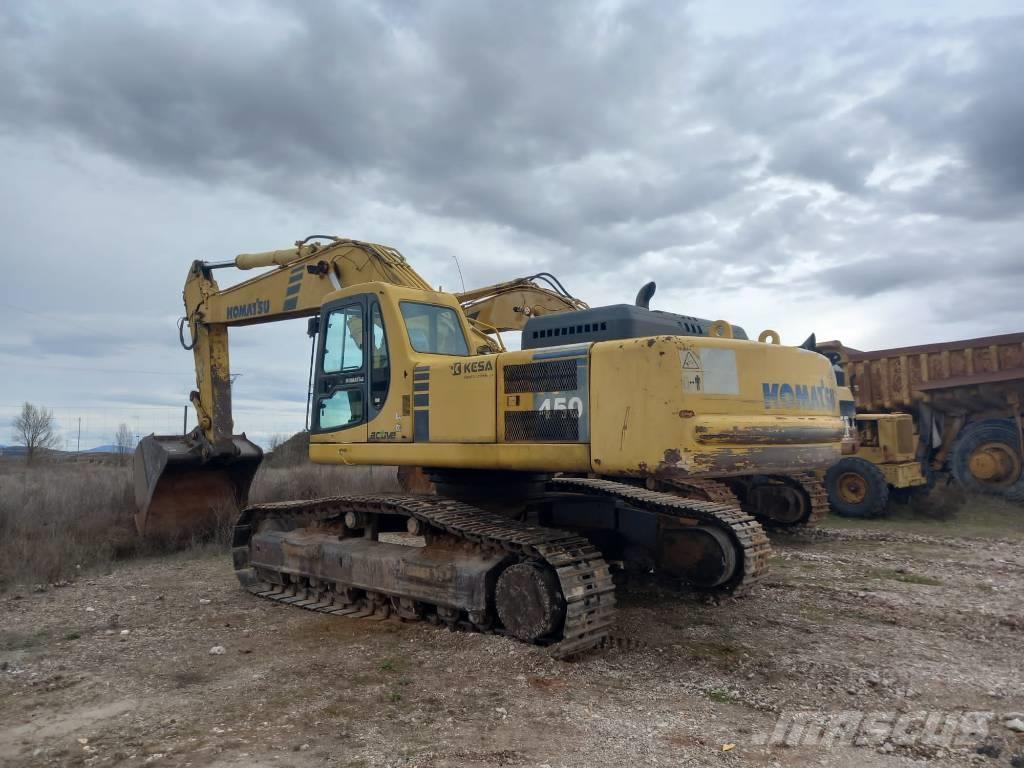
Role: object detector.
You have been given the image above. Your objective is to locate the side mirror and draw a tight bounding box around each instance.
[307,316,320,338]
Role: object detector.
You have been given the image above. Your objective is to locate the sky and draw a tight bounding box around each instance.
[1,0,1023,448]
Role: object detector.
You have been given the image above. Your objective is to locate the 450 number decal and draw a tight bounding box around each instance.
[538,396,584,414]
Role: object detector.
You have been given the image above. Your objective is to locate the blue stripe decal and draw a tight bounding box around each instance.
[283,297,298,311]
[290,265,303,273]
[413,383,429,392]
[285,283,301,296]
[414,394,429,408]
[288,271,303,284]
[533,345,590,360]
[414,410,429,441]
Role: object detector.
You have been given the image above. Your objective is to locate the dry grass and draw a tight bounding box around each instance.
[0,461,139,590]
[250,463,400,503]
[9,448,1014,593]
[0,457,400,591]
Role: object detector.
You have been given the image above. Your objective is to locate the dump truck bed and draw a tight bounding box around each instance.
[821,333,1024,414]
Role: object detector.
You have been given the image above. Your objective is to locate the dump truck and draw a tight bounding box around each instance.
[818,334,1024,517]
[135,235,844,655]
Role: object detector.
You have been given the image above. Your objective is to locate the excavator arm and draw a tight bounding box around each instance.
[182,237,433,452]
[135,235,585,538]
[455,273,588,333]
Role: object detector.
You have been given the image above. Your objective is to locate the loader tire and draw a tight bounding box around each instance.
[825,457,889,518]
[950,419,1024,502]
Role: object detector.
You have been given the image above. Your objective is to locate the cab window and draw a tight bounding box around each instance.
[400,301,469,355]
[319,389,363,429]
[370,302,390,411]
[323,305,364,373]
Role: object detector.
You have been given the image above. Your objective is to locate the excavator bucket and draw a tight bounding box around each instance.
[133,434,263,542]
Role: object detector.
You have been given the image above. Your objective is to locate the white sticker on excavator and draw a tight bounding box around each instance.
[680,347,739,395]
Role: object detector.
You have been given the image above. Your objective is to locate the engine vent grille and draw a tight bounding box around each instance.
[505,410,580,442]
[504,360,577,394]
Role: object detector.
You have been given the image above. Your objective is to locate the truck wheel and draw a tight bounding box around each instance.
[950,419,1024,501]
[825,457,890,518]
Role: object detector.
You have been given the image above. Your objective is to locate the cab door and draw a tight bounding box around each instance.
[313,295,370,442]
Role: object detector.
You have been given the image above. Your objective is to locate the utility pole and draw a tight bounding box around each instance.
[77,417,81,454]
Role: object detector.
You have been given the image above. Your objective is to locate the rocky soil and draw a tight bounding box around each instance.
[1,502,1023,767]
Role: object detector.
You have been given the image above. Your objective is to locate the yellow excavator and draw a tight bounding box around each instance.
[135,235,843,655]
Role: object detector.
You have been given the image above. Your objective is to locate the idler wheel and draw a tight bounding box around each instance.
[494,562,565,642]
[658,525,738,588]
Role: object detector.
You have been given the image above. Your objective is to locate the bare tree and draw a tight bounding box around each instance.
[12,402,60,463]
[114,423,135,464]
[268,433,286,452]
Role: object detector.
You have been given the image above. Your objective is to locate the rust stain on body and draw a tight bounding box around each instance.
[686,445,839,476]
[694,425,844,445]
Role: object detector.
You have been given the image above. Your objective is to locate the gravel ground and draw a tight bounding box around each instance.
[1,502,1023,768]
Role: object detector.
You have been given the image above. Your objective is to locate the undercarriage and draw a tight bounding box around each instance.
[231,474,788,656]
[651,473,831,529]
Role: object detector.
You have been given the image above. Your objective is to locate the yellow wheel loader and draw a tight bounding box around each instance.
[134,236,843,655]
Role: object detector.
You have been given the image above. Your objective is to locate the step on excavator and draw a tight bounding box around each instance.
[134,236,843,656]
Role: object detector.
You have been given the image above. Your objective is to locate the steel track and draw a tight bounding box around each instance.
[658,476,743,506]
[232,494,616,658]
[663,473,830,529]
[763,473,831,528]
[547,477,772,596]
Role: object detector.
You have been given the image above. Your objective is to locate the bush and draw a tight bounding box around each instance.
[0,461,139,590]
[250,463,400,502]
[263,431,311,468]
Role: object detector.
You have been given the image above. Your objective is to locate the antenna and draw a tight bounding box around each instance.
[451,253,466,293]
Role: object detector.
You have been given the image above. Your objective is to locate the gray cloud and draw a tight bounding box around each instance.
[3,2,1023,275]
[1,1,749,255]
[1,0,1024,440]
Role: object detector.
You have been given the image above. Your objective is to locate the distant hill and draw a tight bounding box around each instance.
[0,444,125,456]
